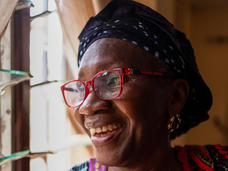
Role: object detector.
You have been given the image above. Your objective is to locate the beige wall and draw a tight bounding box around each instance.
[92,0,111,14]
[92,0,157,14]
[172,1,228,145]
[138,0,228,145]
[182,3,228,145]
[135,0,157,10]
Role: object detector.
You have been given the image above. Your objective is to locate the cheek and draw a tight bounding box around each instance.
[73,110,86,129]
[113,85,169,157]
[114,80,169,131]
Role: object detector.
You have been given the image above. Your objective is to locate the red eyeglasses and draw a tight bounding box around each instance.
[61,68,164,108]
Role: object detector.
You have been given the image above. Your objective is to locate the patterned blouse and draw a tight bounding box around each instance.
[69,145,228,171]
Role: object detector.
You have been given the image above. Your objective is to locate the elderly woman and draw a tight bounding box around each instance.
[61,0,228,170]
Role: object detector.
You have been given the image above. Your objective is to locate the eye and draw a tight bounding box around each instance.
[107,76,119,86]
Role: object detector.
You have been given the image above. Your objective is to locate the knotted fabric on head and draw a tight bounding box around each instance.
[77,0,212,139]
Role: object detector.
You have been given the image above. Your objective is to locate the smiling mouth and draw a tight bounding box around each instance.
[88,123,123,146]
[89,123,122,136]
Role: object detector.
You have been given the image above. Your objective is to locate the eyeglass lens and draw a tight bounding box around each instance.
[64,81,85,107]
[63,70,122,107]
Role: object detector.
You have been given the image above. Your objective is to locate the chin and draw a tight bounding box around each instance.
[96,152,120,166]
[93,137,135,167]
[95,150,129,167]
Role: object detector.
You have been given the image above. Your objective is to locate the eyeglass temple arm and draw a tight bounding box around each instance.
[124,68,164,76]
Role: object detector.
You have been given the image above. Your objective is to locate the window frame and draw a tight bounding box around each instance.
[12,7,30,171]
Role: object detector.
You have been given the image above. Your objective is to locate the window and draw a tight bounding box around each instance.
[0,1,91,170]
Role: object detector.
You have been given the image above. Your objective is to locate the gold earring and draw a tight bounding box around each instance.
[168,113,181,133]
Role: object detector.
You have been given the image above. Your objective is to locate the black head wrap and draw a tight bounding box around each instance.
[77,0,213,139]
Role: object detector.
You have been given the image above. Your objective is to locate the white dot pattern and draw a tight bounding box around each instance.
[78,19,187,78]
[144,46,149,51]
[154,51,159,58]
[132,41,138,45]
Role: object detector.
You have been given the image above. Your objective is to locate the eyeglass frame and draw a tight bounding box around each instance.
[61,68,166,109]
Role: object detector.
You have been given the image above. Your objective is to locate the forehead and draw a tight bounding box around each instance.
[78,38,165,79]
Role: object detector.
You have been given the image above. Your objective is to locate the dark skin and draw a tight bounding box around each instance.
[75,38,189,171]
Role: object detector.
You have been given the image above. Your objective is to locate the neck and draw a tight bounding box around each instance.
[108,146,182,171]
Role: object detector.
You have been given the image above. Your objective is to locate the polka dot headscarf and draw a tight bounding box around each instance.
[77,0,213,139]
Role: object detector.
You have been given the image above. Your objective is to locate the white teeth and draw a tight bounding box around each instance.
[102,126,108,132]
[108,124,113,131]
[113,124,117,129]
[90,128,96,136]
[89,123,121,136]
[96,127,102,134]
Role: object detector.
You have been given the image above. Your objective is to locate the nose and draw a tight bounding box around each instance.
[78,91,111,116]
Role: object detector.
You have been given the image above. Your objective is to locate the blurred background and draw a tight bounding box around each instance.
[0,0,228,170]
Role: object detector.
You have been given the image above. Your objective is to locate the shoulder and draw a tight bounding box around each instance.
[69,160,89,171]
[175,144,228,171]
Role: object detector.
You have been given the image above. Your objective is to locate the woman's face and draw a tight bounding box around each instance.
[75,38,173,166]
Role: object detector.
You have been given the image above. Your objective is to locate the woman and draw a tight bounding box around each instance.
[61,0,228,170]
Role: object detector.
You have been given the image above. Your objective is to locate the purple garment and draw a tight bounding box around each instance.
[89,158,107,171]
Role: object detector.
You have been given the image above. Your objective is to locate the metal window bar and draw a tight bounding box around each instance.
[0,68,33,95]
[0,135,91,166]
[30,10,56,20]
[30,80,67,88]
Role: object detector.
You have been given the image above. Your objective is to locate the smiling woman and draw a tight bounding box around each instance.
[61,0,228,170]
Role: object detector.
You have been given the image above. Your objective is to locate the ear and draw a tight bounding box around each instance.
[168,79,189,117]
